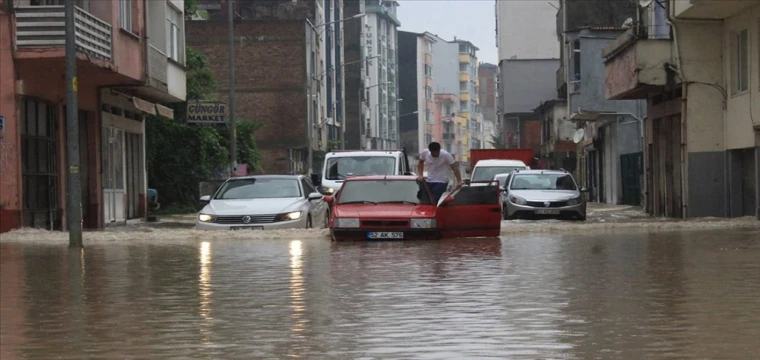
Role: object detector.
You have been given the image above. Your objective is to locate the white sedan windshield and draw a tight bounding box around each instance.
[215,178,301,199]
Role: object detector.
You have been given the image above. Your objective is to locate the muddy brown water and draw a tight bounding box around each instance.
[1,228,759,359]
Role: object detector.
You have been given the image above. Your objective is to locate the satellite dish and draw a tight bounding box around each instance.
[573,128,585,144]
[639,0,654,7]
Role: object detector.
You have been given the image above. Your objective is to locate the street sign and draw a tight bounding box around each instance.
[186,101,228,126]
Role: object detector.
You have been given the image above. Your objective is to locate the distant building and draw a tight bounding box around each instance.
[478,63,498,148]
[344,0,401,150]
[398,31,436,157]
[430,34,482,163]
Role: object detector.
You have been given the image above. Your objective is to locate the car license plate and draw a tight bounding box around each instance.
[534,209,560,215]
[367,232,404,239]
[230,226,264,231]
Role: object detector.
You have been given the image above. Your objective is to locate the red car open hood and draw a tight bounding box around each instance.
[334,203,436,218]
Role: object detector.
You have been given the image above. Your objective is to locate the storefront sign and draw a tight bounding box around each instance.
[186,101,228,126]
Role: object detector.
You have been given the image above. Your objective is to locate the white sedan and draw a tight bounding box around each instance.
[196,175,329,230]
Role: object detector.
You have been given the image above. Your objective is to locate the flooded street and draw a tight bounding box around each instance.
[1,228,759,359]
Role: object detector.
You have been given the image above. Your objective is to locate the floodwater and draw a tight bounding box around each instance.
[1,229,759,359]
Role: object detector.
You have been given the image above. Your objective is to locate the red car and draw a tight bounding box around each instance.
[323,175,502,241]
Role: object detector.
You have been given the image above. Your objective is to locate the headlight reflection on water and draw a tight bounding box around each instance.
[199,241,214,344]
[289,240,306,336]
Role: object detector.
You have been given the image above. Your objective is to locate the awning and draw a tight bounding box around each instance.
[155,104,174,120]
[132,96,157,116]
[569,110,616,122]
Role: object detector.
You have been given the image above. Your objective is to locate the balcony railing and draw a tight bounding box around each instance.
[14,5,113,61]
[148,45,168,92]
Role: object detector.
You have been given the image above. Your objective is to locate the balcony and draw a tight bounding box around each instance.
[674,0,757,19]
[14,5,112,61]
[459,54,470,63]
[459,92,470,101]
[459,73,470,82]
[602,26,672,100]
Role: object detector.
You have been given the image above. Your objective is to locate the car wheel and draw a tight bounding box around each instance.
[306,216,313,229]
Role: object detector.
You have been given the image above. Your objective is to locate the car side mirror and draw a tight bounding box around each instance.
[579,186,589,192]
[308,192,323,201]
[323,196,334,204]
[200,195,211,202]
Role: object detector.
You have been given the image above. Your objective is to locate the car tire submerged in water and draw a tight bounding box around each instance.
[323,213,329,228]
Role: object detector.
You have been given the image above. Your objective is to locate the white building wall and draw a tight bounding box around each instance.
[496,0,559,60]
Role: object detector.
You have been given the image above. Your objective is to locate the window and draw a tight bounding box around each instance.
[731,29,749,94]
[424,64,432,77]
[572,40,581,81]
[458,43,467,53]
[301,179,317,197]
[338,180,433,205]
[460,101,468,112]
[459,63,467,72]
[166,3,184,64]
[215,178,302,199]
[460,81,467,92]
[425,86,432,99]
[425,109,432,123]
[119,0,132,31]
[443,103,452,115]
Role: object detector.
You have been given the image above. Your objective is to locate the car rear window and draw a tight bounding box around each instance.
[338,180,433,205]
[510,174,577,191]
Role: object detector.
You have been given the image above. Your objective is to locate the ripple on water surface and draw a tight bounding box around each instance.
[1,229,759,359]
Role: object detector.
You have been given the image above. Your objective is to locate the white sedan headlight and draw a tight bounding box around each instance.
[509,195,527,205]
[410,218,436,228]
[334,218,360,228]
[275,211,303,221]
[198,213,215,222]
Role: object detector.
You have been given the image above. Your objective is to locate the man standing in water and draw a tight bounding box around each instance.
[417,142,463,203]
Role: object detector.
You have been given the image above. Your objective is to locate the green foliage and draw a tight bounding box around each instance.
[489,133,508,149]
[146,47,261,209]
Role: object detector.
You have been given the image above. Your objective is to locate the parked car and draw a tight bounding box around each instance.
[469,159,529,183]
[502,169,588,221]
[196,175,329,230]
[492,172,514,214]
[323,175,502,241]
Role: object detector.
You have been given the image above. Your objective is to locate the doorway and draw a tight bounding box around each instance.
[20,98,60,229]
[102,126,125,222]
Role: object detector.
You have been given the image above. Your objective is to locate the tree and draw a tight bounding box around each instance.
[489,134,508,149]
[146,48,261,210]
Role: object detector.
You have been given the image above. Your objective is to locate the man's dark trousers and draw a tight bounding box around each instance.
[427,181,448,204]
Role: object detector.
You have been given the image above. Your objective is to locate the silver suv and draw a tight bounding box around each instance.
[502,169,588,221]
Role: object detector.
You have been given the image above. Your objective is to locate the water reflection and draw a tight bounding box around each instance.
[198,241,213,344]
[289,240,306,337]
[0,229,758,359]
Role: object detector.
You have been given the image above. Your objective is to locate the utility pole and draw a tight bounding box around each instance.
[65,0,83,247]
[228,0,237,177]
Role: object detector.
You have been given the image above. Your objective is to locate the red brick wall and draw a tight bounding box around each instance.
[522,119,541,154]
[187,20,308,173]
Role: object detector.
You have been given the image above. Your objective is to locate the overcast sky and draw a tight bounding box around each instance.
[396,0,498,64]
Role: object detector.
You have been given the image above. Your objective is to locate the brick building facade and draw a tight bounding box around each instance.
[187,20,310,173]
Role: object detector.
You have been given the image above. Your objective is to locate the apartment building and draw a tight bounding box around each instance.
[398,31,436,157]
[343,0,400,150]
[478,63,498,148]
[0,0,186,233]
[189,0,350,173]
[430,34,482,163]
[602,0,759,219]
[434,93,459,154]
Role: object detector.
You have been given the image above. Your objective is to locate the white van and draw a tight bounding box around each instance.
[470,159,528,183]
[316,150,412,195]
